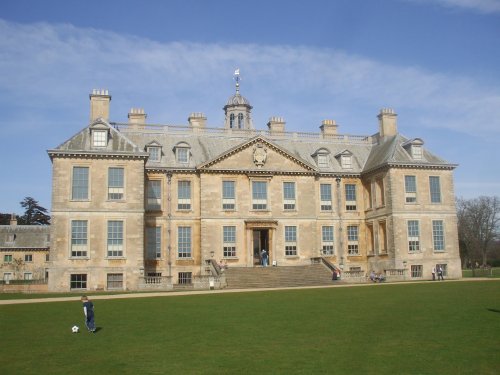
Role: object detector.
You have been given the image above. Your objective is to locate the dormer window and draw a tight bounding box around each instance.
[318,155,328,168]
[402,138,424,160]
[341,155,352,169]
[335,150,353,170]
[148,147,160,162]
[412,145,422,160]
[92,130,107,147]
[312,148,330,168]
[146,141,162,162]
[89,122,110,148]
[177,148,189,163]
[174,142,191,164]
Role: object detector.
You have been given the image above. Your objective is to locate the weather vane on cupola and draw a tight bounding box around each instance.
[234,68,241,94]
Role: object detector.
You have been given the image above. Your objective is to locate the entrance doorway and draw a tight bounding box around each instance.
[253,229,269,266]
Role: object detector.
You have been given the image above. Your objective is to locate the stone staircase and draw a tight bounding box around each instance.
[224,264,339,289]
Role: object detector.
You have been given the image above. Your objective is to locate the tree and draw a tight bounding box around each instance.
[457,196,499,267]
[18,197,51,225]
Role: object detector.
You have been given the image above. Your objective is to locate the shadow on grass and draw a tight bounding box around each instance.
[487,308,500,314]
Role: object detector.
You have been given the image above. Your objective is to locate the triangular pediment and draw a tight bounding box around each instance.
[198,136,317,173]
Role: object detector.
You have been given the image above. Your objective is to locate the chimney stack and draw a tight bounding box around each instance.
[128,108,147,129]
[320,119,338,137]
[188,112,207,130]
[10,213,17,226]
[378,108,398,138]
[89,89,111,122]
[267,116,286,135]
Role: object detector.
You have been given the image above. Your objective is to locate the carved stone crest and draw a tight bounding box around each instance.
[253,143,267,167]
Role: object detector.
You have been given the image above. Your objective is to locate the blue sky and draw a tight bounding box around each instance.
[0,0,499,214]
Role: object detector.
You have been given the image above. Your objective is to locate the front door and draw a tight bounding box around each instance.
[253,229,269,266]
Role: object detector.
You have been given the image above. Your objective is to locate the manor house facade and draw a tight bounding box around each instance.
[47,83,461,292]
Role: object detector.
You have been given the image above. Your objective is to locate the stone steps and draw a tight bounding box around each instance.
[224,264,339,289]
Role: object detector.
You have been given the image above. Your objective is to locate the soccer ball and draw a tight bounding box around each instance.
[72,325,80,333]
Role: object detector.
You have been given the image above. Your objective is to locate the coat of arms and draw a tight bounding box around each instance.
[253,143,267,167]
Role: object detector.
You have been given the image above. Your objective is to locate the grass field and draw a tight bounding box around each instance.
[1,281,499,375]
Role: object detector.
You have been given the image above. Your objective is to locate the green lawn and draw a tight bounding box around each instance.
[1,281,499,375]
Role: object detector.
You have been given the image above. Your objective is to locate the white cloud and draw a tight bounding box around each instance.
[409,0,500,14]
[0,18,499,139]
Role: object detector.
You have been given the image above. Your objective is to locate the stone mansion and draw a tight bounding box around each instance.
[45,82,461,292]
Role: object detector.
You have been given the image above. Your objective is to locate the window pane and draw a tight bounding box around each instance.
[223,181,235,199]
[72,167,89,200]
[283,182,296,210]
[408,220,420,252]
[285,226,297,256]
[178,272,192,284]
[405,176,416,192]
[147,180,161,210]
[347,226,358,241]
[71,220,88,257]
[70,274,87,289]
[177,148,188,163]
[345,184,356,201]
[285,226,297,242]
[252,181,267,209]
[238,113,244,128]
[322,226,334,242]
[93,130,107,147]
[429,176,441,203]
[178,181,191,210]
[223,226,236,257]
[252,181,267,199]
[283,182,295,200]
[178,181,191,199]
[146,227,161,259]
[108,168,123,187]
[178,227,191,258]
[318,154,328,167]
[107,221,123,257]
[223,226,236,243]
[107,273,123,289]
[432,220,445,251]
[320,184,332,200]
[108,167,124,200]
[148,147,160,161]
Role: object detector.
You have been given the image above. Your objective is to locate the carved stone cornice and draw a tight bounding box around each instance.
[47,150,148,161]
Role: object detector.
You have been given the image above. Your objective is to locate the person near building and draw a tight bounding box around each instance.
[437,266,444,281]
[261,249,268,267]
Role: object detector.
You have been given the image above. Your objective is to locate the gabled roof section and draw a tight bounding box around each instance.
[48,118,147,159]
[198,135,317,171]
[363,134,456,174]
[401,137,424,148]
[145,140,162,148]
[311,147,331,157]
[334,149,353,158]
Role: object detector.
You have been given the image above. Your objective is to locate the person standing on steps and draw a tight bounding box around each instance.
[261,249,268,267]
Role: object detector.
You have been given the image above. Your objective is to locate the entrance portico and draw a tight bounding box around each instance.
[245,220,278,267]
